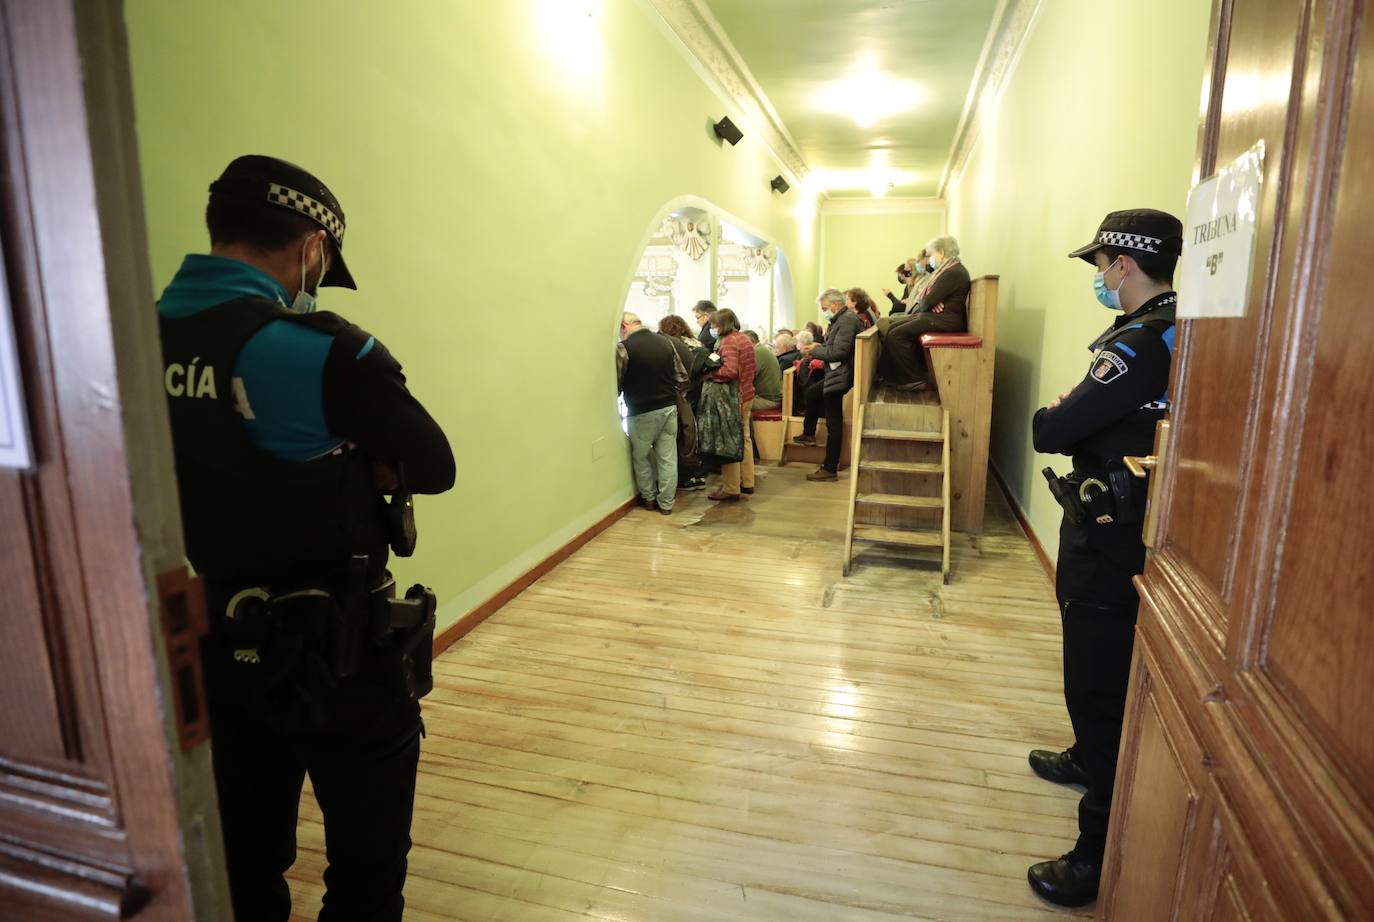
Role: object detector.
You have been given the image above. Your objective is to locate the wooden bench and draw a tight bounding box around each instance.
[752,405,785,461]
[919,275,999,533]
[776,363,854,468]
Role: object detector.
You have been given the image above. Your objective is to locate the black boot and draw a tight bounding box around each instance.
[1028,748,1089,787]
[1028,851,1101,908]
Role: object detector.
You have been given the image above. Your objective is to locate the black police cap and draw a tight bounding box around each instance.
[1068,208,1184,265]
[209,155,356,290]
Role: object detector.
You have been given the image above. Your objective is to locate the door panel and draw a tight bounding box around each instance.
[1211,878,1253,922]
[1263,14,1374,795]
[1162,0,1305,606]
[0,478,66,758]
[1098,652,1197,921]
[0,1,201,918]
[1104,0,1374,918]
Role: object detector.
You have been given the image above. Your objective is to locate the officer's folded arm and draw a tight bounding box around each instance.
[1032,341,1166,456]
[321,325,456,494]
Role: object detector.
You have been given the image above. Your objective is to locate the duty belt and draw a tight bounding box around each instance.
[1041,466,1140,527]
[222,553,437,701]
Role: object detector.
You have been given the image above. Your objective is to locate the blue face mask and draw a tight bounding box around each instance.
[289,236,326,314]
[927,256,939,272]
[1093,258,1125,310]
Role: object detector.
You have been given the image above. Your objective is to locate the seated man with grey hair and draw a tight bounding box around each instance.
[877,235,972,390]
[795,289,861,481]
[617,312,688,514]
[774,330,801,371]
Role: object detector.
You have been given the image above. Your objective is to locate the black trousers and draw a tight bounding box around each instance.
[210,695,422,922]
[877,312,966,386]
[802,380,848,472]
[1055,515,1148,864]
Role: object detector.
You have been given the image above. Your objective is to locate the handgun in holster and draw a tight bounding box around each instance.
[227,553,437,701]
[1043,467,1085,525]
[365,564,437,701]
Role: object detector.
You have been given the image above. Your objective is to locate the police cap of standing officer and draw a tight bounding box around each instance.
[1024,207,1182,909]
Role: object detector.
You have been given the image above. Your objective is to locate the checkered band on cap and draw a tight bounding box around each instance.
[1097,230,1161,253]
[266,182,345,246]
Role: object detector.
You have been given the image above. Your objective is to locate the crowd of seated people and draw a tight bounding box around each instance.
[618,239,971,506]
[875,234,973,391]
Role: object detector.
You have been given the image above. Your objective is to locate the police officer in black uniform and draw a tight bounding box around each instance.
[1025,209,1181,908]
[158,155,455,921]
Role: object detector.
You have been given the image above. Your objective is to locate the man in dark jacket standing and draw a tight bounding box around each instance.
[617,312,687,514]
[795,289,861,482]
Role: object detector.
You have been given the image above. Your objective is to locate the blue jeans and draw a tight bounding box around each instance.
[627,404,678,509]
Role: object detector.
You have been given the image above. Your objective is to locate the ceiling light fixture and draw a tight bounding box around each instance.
[815,71,926,128]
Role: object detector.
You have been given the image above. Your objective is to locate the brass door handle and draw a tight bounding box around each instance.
[1124,455,1157,478]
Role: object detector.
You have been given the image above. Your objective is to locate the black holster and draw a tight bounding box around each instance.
[225,553,436,702]
[1044,466,1139,527]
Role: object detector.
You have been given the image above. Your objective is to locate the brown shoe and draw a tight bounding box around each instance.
[806,467,838,482]
[707,490,741,502]
[658,506,673,516]
[792,434,817,446]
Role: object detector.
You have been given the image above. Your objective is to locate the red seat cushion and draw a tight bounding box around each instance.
[921,333,983,349]
[752,409,783,421]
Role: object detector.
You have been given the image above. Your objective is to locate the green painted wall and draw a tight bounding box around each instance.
[124,0,821,630]
[946,0,1210,562]
[818,207,946,322]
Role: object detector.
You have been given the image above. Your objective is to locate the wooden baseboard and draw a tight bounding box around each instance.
[989,462,1056,586]
[431,497,636,657]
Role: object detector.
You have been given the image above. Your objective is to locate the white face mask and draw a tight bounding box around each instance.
[289,235,326,314]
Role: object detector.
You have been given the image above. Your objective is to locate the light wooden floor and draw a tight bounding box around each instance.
[288,465,1087,920]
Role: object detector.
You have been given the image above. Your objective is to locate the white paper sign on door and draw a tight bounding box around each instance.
[1179,140,1265,319]
[0,273,33,470]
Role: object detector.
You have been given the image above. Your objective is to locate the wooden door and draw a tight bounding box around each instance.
[1099,0,1374,919]
[0,1,223,919]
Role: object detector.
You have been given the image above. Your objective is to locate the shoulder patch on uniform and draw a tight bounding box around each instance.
[1091,351,1129,384]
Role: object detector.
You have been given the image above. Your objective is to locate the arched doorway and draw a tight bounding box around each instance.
[615,196,796,429]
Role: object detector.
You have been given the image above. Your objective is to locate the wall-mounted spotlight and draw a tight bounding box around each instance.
[713,116,744,146]
[770,175,790,194]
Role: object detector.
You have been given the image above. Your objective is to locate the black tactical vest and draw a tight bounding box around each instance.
[1076,297,1178,475]
[159,297,389,589]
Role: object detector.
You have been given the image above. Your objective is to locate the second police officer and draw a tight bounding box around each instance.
[1026,209,1182,908]
[158,155,456,922]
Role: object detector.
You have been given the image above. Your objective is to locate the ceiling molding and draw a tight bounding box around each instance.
[820,197,947,217]
[642,0,813,186]
[938,0,1044,197]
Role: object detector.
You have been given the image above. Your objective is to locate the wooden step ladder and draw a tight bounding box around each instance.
[841,327,953,582]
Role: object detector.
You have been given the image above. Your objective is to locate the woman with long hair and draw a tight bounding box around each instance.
[704,309,757,500]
